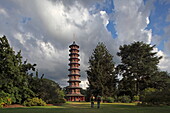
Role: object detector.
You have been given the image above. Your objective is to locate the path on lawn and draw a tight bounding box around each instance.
[1,102,170,113]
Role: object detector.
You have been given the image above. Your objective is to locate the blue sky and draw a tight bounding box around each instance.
[0,0,170,88]
[146,1,170,51]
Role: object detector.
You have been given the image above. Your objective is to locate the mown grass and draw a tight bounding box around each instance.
[0,102,170,113]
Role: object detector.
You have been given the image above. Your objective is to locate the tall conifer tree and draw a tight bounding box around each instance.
[87,42,117,97]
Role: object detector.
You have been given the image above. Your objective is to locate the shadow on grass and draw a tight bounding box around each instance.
[1,102,170,113]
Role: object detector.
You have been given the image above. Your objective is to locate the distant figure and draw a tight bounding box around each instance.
[97,95,101,108]
[90,94,95,108]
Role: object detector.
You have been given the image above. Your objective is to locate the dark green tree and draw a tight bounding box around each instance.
[0,35,36,103]
[35,78,65,103]
[87,42,117,97]
[0,35,65,104]
[117,41,162,97]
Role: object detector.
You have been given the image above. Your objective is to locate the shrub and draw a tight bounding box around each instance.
[0,97,12,108]
[54,98,66,104]
[102,97,115,103]
[140,88,157,102]
[0,104,3,108]
[140,88,170,106]
[0,91,12,108]
[118,95,131,103]
[133,95,139,101]
[23,98,46,106]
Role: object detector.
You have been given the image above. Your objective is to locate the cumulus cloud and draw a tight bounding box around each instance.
[0,0,170,89]
[113,0,170,73]
[113,0,154,45]
[153,48,170,72]
[0,0,113,88]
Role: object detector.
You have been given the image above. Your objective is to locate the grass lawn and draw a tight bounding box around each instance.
[0,102,170,113]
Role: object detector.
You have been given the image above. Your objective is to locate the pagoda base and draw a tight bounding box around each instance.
[66,94,85,101]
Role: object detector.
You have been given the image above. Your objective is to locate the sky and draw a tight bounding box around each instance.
[0,0,170,89]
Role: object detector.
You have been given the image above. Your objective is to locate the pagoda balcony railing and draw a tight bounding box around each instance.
[70,61,79,63]
[70,92,80,94]
[70,72,79,74]
[70,47,79,49]
[70,51,79,54]
[69,49,79,52]
[70,56,79,58]
[70,85,80,87]
[70,66,79,68]
[69,79,80,81]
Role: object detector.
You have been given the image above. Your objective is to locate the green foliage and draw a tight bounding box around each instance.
[133,95,139,101]
[87,42,117,97]
[31,78,65,104]
[0,35,64,104]
[140,88,170,106]
[140,88,157,101]
[54,98,66,104]
[0,35,36,103]
[23,98,47,106]
[0,91,12,108]
[142,88,157,95]
[118,95,131,103]
[102,97,115,103]
[117,41,163,97]
[0,104,3,108]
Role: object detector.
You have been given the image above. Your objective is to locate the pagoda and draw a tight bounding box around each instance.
[66,41,85,101]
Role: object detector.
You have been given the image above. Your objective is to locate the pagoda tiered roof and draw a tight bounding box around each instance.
[69,57,80,61]
[69,53,80,56]
[67,80,81,82]
[69,49,79,52]
[68,74,81,77]
[68,62,80,66]
[69,41,79,48]
[68,68,80,71]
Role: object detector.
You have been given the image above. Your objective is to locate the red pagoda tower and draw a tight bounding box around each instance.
[66,41,85,101]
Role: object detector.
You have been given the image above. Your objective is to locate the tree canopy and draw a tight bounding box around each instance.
[116,41,165,97]
[0,35,64,104]
[87,42,117,97]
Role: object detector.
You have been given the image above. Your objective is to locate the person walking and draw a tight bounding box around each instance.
[90,94,95,108]
[97,94,101,108]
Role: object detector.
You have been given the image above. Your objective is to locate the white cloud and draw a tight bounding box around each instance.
[1,0,170,88]
[112,0,170,73]
[113,0,154,44]
[151,35,162,46]
[153,48,170,72]
[0,8,8,17]
[146,17,150,24]
[0,0,113,88]
[100,11,109,26]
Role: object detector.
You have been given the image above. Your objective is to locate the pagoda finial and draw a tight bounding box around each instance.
[73,33,76,42]
[73,41,76,44]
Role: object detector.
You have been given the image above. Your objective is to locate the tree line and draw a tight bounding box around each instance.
[1,35,170,106]
[0,36,65,107]
[86,42,170,105]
